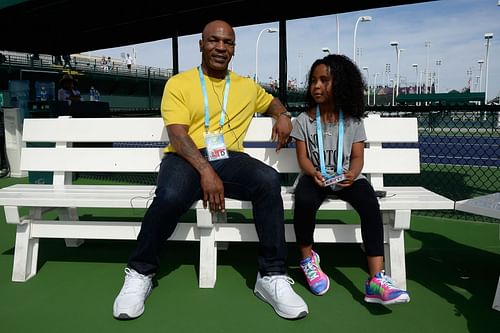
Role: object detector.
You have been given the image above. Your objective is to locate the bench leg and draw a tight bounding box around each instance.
[383,210,410,290]
[493,275,500,311]
[59,208,85,247]
[199,228,217,288]
[214,211,229,251]
[197,209,217,288]
[12,222,39,282]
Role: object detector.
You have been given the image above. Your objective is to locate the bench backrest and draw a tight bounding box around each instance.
[21,115,419,188]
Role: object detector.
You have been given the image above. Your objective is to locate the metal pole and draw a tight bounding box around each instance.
[255,27,278,83]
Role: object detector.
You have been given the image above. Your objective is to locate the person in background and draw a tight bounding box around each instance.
[57,74,82,104]
[125,53,133,70]
[62,54,72,68]
[101,56,108,71]
[112,19,308,321]
[107,56,113,71]
[290,54,410,305]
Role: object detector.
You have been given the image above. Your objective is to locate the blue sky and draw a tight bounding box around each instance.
[89,0,500,100]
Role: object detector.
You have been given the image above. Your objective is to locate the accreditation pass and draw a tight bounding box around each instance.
[204,132,229,161]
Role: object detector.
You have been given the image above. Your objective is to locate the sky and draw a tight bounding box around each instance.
[87,0,500,101]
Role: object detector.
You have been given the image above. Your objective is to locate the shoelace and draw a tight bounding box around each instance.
[122,268,150,295]
[379,273,396,289]
[266,275,295,298]
[302,260,319,281]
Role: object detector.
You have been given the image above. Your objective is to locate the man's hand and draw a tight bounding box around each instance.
[265,98,293,151]
[200,169,225,212]
[272,114,292,151]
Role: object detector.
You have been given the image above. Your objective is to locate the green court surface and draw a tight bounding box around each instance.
[0,177,499,333]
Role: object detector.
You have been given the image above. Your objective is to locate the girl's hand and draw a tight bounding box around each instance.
[313,170,324,187]
[336,170,355,188]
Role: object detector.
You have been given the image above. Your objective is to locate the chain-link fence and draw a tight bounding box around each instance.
[369,105,499,222]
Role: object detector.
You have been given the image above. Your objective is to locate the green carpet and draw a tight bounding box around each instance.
[0,177,499,332]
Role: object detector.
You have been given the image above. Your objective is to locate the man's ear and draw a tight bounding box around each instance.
[199,40,203,52]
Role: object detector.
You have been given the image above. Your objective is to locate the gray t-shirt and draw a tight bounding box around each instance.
[291,111,367,184]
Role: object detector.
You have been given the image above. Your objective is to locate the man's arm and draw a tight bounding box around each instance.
[167,124,225,212]
[264,97,292,151]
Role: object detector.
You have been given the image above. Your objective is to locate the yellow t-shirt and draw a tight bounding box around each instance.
[161,67,273,153]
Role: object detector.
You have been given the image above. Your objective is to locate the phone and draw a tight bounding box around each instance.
[324,174,346,187]
[375,190,387,198]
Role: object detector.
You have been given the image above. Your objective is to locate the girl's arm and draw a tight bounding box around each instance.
[295,139,324,187]
[338,141,364,188]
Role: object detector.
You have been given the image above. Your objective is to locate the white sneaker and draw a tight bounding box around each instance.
[113,268,153,319]
[254,273,309,319]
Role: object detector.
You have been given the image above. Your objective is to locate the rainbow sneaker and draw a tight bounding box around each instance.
[299,250,330,295]
[364,271,410,305]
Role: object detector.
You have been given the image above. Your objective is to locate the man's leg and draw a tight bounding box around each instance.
[213,152,308,319]
[114,153,201,319]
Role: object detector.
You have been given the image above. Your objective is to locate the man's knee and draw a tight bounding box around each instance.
[257,168,281,190]
[155,186,192,211]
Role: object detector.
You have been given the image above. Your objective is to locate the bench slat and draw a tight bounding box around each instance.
[22,116,419,143]
[23,117,168,142]
[20,147,420,174]
[0,185,453,211]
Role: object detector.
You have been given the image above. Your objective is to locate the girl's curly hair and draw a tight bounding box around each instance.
[304,54,367,119]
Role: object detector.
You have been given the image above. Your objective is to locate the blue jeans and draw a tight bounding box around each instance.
[128,151,288,276]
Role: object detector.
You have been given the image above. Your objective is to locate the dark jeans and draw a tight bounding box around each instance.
[293,176,384,256]
[128,151,287,276]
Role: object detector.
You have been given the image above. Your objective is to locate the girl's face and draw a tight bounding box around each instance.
[309,64,333,104]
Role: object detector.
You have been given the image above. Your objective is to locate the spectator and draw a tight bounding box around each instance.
[107,56,113,71]
[62,54,72,68]
[57,74,82,105]
[101,56,108,71]
[125,53,133,71]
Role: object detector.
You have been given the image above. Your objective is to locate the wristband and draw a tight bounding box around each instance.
[278,111,292,118]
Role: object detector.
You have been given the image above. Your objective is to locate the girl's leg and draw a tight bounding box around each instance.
[293,175,328,258]
[336,179,384,277]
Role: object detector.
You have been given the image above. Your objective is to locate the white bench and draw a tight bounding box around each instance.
[0,115,454,289]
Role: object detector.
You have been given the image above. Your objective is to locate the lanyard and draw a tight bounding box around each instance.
[316,105,344,176]
[198,66,230,132]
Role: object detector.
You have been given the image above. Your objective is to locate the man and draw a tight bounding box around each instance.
[113,20,308,320]
[57,74,82,105]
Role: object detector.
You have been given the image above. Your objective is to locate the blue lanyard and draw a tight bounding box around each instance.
[316,105,344,176]
[198,66,230,132]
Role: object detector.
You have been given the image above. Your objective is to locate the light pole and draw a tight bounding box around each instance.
[435,60,441,93]
[362,66,370,105]
[336,15,340,54]
[322,47,331,55]
[412,64,419,94]
[424,41,431,93]
[478,59,485,92]
[390,41,402,105]
[373,73,379,105]
[466,68,473,91]
[384,63,391,88]
[298,50,303,88]
[484,32,493,104]
[353,16,372,64]
[255,27,278,83]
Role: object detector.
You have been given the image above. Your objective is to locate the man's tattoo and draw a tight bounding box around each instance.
[177,135,209,171]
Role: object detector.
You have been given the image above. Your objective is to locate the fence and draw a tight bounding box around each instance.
[0,51,173,80]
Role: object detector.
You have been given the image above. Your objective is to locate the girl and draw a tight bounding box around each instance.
[290,54,409,305]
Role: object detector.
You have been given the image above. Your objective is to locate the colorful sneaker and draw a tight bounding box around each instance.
[113,268,153,319]
[364,271,410,305]
[299,250,330,295]
[254,273,309,319]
